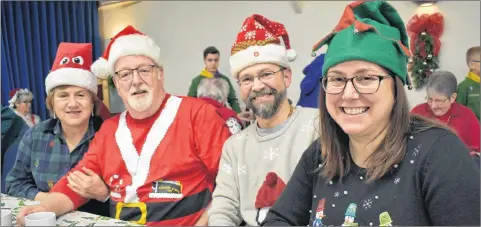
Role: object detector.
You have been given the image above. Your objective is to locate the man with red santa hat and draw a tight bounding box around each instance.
[16,26,231,226]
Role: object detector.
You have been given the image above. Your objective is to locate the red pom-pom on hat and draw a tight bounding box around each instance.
[255,172,286,209]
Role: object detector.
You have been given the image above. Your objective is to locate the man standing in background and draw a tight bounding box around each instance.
[188,46,242,113]
[457,46,480,121]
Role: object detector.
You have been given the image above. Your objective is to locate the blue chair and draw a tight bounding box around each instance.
[1,141,20,193]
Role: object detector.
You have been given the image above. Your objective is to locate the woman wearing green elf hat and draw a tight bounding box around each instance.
[261,1,480,226]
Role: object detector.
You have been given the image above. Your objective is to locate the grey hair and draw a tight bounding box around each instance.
[197,78,229,104]
[426,70,458,98]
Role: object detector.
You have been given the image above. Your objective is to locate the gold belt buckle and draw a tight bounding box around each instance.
[115,202,147,225]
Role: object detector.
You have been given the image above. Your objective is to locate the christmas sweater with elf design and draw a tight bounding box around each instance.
[262,127,480,226]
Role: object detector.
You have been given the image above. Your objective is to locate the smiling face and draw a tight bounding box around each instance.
[113,55,165,117]
[51,85,94,128]
[238,63,292,119]
[325,60,395,137]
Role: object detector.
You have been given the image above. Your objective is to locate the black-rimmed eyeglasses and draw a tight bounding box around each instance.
[114,65,157,81]
[321,75,391,95]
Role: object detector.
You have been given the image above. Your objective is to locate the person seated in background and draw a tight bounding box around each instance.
[188,46,242,113]
[16,25,231,226]
[411,70,480,155]
[1,105,28,168]
[197,78,243,134]
[5,42,110,217]
[208,14,319,226]
[262,1,479,226]
[8,88,41,128]
[456,46,480,121]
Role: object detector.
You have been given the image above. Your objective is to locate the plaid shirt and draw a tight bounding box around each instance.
[5,118,95,200]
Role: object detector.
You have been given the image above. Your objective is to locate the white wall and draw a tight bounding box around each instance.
[99,1,480,109]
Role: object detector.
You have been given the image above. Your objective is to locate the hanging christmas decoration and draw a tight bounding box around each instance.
[406,12,444,89]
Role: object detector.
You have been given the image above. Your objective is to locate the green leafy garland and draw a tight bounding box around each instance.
[410,31,440,90]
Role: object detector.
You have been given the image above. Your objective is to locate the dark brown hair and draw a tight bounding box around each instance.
[317,76,448,182]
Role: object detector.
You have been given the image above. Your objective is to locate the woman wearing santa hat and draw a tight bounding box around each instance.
[8,88,41,128]
[5,42,110,216]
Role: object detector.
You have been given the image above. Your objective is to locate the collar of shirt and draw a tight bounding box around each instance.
[45,118,96,144]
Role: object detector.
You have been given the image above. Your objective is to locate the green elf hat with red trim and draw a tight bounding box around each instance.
[311,0,413,89]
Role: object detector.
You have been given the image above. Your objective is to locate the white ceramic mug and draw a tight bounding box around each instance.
[1,208,12,226]
[25,212,56,226]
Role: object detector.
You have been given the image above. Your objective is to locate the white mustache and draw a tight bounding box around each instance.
[130,87,149,95]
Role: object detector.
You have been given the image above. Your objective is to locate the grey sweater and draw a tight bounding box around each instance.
[209,106,319,226]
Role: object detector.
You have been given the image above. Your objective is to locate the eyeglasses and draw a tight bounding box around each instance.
[321,75,390,95]
[114,65,157,81]
[425,97,448,105]
[471,60,480,63]
[237,68,284,87]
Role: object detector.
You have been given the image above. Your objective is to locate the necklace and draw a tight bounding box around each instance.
[287,105,294,118]
[445,115,452,125]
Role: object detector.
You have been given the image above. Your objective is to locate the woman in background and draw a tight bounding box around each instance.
[8,88,41,127]
[5,42,109,216]
[197,77,244,134]
[411,71,480,155]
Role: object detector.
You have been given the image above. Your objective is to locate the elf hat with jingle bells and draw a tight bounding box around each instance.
[230,14,297,78]
[311,0,413,89]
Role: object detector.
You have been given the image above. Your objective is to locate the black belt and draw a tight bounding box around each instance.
[110,188,211,224]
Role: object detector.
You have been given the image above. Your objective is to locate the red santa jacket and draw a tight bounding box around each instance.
[411,102,480,153]
[51,94,232,226]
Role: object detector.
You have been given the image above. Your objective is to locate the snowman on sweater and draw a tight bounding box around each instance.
[255,172,286,225]
[312,198,326,226]
[342,203,358,226]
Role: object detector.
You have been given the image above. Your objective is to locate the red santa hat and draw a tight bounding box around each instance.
[44,42,98,94]
[316,198,326,212]
[8,88,33,108]
[230,14,297,78]
[91,25,161,80]
[255,172,287,209]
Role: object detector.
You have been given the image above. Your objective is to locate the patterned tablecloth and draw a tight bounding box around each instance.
[1,193,141,226]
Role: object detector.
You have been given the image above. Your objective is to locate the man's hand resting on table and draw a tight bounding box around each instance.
[67,167,109,202]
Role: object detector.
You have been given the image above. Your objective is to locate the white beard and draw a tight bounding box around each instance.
[257,207,271,224]
[127,92,153,112]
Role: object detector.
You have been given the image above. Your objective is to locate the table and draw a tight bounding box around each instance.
[1,194,141,226]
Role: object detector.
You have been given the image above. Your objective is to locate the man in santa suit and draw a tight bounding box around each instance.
[16,26,232,226]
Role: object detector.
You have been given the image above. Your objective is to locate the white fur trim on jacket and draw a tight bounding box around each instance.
[91,34,162,79]
[229,44,296,78]
[45,68,98,94]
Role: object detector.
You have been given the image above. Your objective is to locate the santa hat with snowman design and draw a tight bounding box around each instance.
[91,25,162,80]
[230,14,297,78]
[45,42,98,94]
